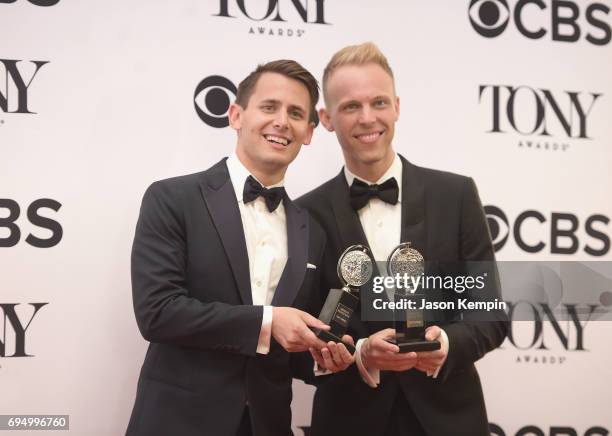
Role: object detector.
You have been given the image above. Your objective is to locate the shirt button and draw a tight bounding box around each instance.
[260,241,266,247]
[255,280,262,287]
[377,220,383,228]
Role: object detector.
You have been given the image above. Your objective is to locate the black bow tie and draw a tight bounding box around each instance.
[349,177,399,211]
[243,175,285,212]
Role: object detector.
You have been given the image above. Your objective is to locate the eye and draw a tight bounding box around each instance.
[373,99,388,108]
[468,0,510,38]
[193,75,237,128]
[484,205,510,251]
[343,103,359,112]
[290,110,304,119]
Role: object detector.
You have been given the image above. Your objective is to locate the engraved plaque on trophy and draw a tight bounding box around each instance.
[316,245,373,354]
[386,242,441,353]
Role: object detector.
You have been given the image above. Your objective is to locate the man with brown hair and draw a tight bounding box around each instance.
[298,43,508,435]
[127,60,346,436]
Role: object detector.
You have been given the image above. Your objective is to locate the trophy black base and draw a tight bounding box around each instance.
[385,337,441,353]
[316,329,356,355]
[315,288,358,355]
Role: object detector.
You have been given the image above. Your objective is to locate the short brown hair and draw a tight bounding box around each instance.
[236,59,319,125]
[322,42,394,103]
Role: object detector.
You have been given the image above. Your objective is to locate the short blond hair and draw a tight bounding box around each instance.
[322,42,394,103]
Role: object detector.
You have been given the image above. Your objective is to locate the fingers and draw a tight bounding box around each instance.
[375,328,398,341]
[379,354,418,372]
[310,340,356,373]
[320,347,337,371]
[415,362,439,374]
[311,347,349,373]
[272,308,330,352]
[309,347,326,369]
[367,350,418,372]
[300,325,328,349]
[369,336,400,354]
[414,347,446,375]
[341,334,355,346]
[329,341,354,365]
[319,341,354,372]
[301,311,330,331]
[415,350,446,368]
[369,329,400,353]
[425,325,441,341]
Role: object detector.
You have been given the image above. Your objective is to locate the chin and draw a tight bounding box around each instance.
[260,153,290,169]
[356,149,387,163]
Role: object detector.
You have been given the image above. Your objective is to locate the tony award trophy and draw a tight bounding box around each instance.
[386,242,440,352]
[316,245,373,354]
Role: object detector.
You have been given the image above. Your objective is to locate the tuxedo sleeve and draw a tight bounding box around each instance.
[439,177,509,380]
[131,181,263,356]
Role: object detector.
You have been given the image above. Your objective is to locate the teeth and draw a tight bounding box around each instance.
[356,132,381,143]
[264,135,289,145]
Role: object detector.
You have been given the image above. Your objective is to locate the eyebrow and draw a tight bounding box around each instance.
[340,95,391,105]
[339,99,360,107]
[259,99,280,106]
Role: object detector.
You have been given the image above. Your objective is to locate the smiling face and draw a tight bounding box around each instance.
[320,62,399,180]
[229,72,314,184]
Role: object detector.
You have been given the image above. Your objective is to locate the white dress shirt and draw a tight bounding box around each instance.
[345,153,448,387]
[226,154,287,354]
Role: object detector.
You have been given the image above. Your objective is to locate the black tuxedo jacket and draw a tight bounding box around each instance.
[126,158,325,436]
[296,155,508,436]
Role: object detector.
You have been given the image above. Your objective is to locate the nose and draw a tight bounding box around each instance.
[358,106,375,125]
[273,110,289,130]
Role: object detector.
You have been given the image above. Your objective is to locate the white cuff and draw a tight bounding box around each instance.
[431,328,449,379]
[355,338,380,388]
[313,361,332,376]
[256,305,273,354]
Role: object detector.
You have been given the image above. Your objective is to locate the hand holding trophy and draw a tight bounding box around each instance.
[315,245,373,354]
[386,242,441,353]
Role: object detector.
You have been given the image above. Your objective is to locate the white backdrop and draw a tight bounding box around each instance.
[1,1,611,435]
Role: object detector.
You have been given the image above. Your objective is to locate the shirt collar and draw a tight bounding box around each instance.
[226,153,285,204]
[343,152,402,203]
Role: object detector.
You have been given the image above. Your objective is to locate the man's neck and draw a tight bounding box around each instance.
[346,151,395,183]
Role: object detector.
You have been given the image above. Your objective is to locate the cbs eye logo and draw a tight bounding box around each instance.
[468,0,510,38]
[485,205,510,251]
[193,75,237,128]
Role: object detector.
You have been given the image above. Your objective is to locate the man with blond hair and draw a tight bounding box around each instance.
[298,43,508,436]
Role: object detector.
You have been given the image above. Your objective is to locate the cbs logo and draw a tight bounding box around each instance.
[193,75,237,128]
[485,205,609,256]
[468,0,611,45]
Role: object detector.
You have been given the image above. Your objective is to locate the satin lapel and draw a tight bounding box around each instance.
[330,171,369,250]
[272,197,308,307]
[399,156,427,258]
[199,159,252,305]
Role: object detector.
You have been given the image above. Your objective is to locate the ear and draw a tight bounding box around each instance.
[394,96,400,120]
[228,103,242,130]
[318,107,334,132]
[302,121,315,146]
